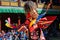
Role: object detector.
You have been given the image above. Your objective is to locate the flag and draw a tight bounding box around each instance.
[38,16,57,29]
[29,16,57,32]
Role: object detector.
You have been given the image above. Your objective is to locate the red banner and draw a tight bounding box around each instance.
[30,16,57,32]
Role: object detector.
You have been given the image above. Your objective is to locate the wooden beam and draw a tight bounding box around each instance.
[36,0,38,7]
[18,0,20,6]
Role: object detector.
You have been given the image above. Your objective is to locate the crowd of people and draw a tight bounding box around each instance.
[0,30,29,40]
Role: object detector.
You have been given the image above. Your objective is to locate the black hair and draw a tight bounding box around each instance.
[24,1,37,13]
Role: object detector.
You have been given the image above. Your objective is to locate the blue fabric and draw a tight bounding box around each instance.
[43,30,48,37]
[9,35,13,40]
[7,32,11,35]
[20,31,28,40]
[20,31,24,35]
[0,38,2,40]
[36,12,46,22]
[15,32,18,35]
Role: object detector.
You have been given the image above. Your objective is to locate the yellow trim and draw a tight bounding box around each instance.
[29,19,36,28]
[1,1,9,6]
[11,2,18,6]
[1,1,60,10]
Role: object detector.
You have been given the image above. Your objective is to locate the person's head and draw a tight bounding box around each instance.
[1,30,5,34]
[0,33,2,37]
[11,29,13,32]
[24,1,38,19]
[24,1,36,13]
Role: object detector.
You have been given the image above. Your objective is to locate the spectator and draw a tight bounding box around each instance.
[0,33,2,40]
[15,34,19,40]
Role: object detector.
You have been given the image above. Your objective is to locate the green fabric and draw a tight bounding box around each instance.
[0,7,60,14]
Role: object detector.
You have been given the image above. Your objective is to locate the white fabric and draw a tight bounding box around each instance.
[40,29,45,40]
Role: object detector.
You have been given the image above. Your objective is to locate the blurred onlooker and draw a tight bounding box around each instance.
[2,30,6,35]
[9,33,13,40]
[0,33,2,40]
[15,34,19,40]
[17,33,20,40]
[11,30,15,35]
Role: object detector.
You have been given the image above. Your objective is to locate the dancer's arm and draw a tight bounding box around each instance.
[18,26,24,32]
